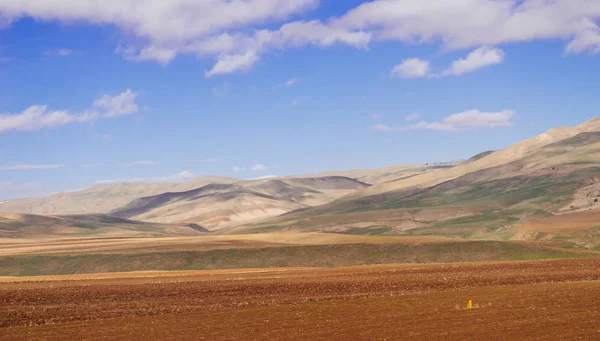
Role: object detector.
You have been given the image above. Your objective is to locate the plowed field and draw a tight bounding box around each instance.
[2,259,600,340]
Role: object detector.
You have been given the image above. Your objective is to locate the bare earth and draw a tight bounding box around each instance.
[2,259,600,340]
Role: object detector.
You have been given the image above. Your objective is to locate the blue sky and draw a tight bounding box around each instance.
[1,0,599,200]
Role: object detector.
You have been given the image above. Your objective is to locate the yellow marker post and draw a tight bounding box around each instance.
[467,298,473,309]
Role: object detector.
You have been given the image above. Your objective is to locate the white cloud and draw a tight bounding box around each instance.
[391,58,430,79]
[2,0,599,76]
[122,160,157,166]
[405,112,420,121]
[96,170,194,184]
[232,166,246,172]
[251,163,267,171]
[372,109,515,132]
[0,89,138,134]
[205,50,259,77]
[442,46,504,76]
[337,0,600,54]
[443,109,515,129]
[0,163,64,170]
[93,89,138,118]
[371,113,381,120]
[127,45,177,65]
[393,47,504,79]
[0,1,370,76]
[282,78,298,87]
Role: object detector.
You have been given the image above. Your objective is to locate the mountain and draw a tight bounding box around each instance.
[295,164,455,185]
[3,117,600,243]
[227,119,600,248]
[348,117,600,199]
[0,176,237,215]
[110,177,370,230]
[0,213,206,239]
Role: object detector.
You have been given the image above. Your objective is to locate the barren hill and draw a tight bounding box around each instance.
[0,176,237,215]
[0,213,205,239]
[347,117,600,199]
[110,177,370,230]
[229,123,600,248]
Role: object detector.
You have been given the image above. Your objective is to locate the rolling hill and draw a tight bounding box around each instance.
[0,176,237,215]
[110,176,370,230]
[2,117,600,244]
[227,122,600,248]
[0,213,207,239]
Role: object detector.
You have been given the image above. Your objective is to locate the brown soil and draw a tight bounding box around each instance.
[2,259,600,340]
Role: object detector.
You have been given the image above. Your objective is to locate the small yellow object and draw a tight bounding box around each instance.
[467,298,473,309]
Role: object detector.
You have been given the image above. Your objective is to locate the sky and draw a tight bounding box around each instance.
[1,0,600,200]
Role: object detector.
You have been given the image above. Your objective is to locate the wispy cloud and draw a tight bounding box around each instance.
[0,163,64,171]
[122,160,158,167]
[232,166,246,172]
[205,50,259,78]
[291,97,303,106]
[96,170,194,184]
[0,89,138,134]
[372,109,515,133]
[0,57,9,63]
[188,158,218,163]
[371,113,381,120]
[405,113,420,122]
[81,163,106,168]
[251,163,267,171]
[44,48,74,57]
[253,175,278,180]
[212,83,229,98]
[281,78,298,88]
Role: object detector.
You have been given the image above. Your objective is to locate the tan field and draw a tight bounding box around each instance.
[2,259,600,340]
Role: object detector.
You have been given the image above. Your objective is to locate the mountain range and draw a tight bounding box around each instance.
[2,117,600,247]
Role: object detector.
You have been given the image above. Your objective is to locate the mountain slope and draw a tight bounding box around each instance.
[229,129,600,246]
[348,117,600,199]
[109,176,371,230]
[0,176,237,215]
[0,213,206,239]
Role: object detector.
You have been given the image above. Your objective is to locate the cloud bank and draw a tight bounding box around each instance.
[3,1,596,75]
[372,109,515,132]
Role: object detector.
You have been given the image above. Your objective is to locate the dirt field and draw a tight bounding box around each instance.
[2,259,600,340]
